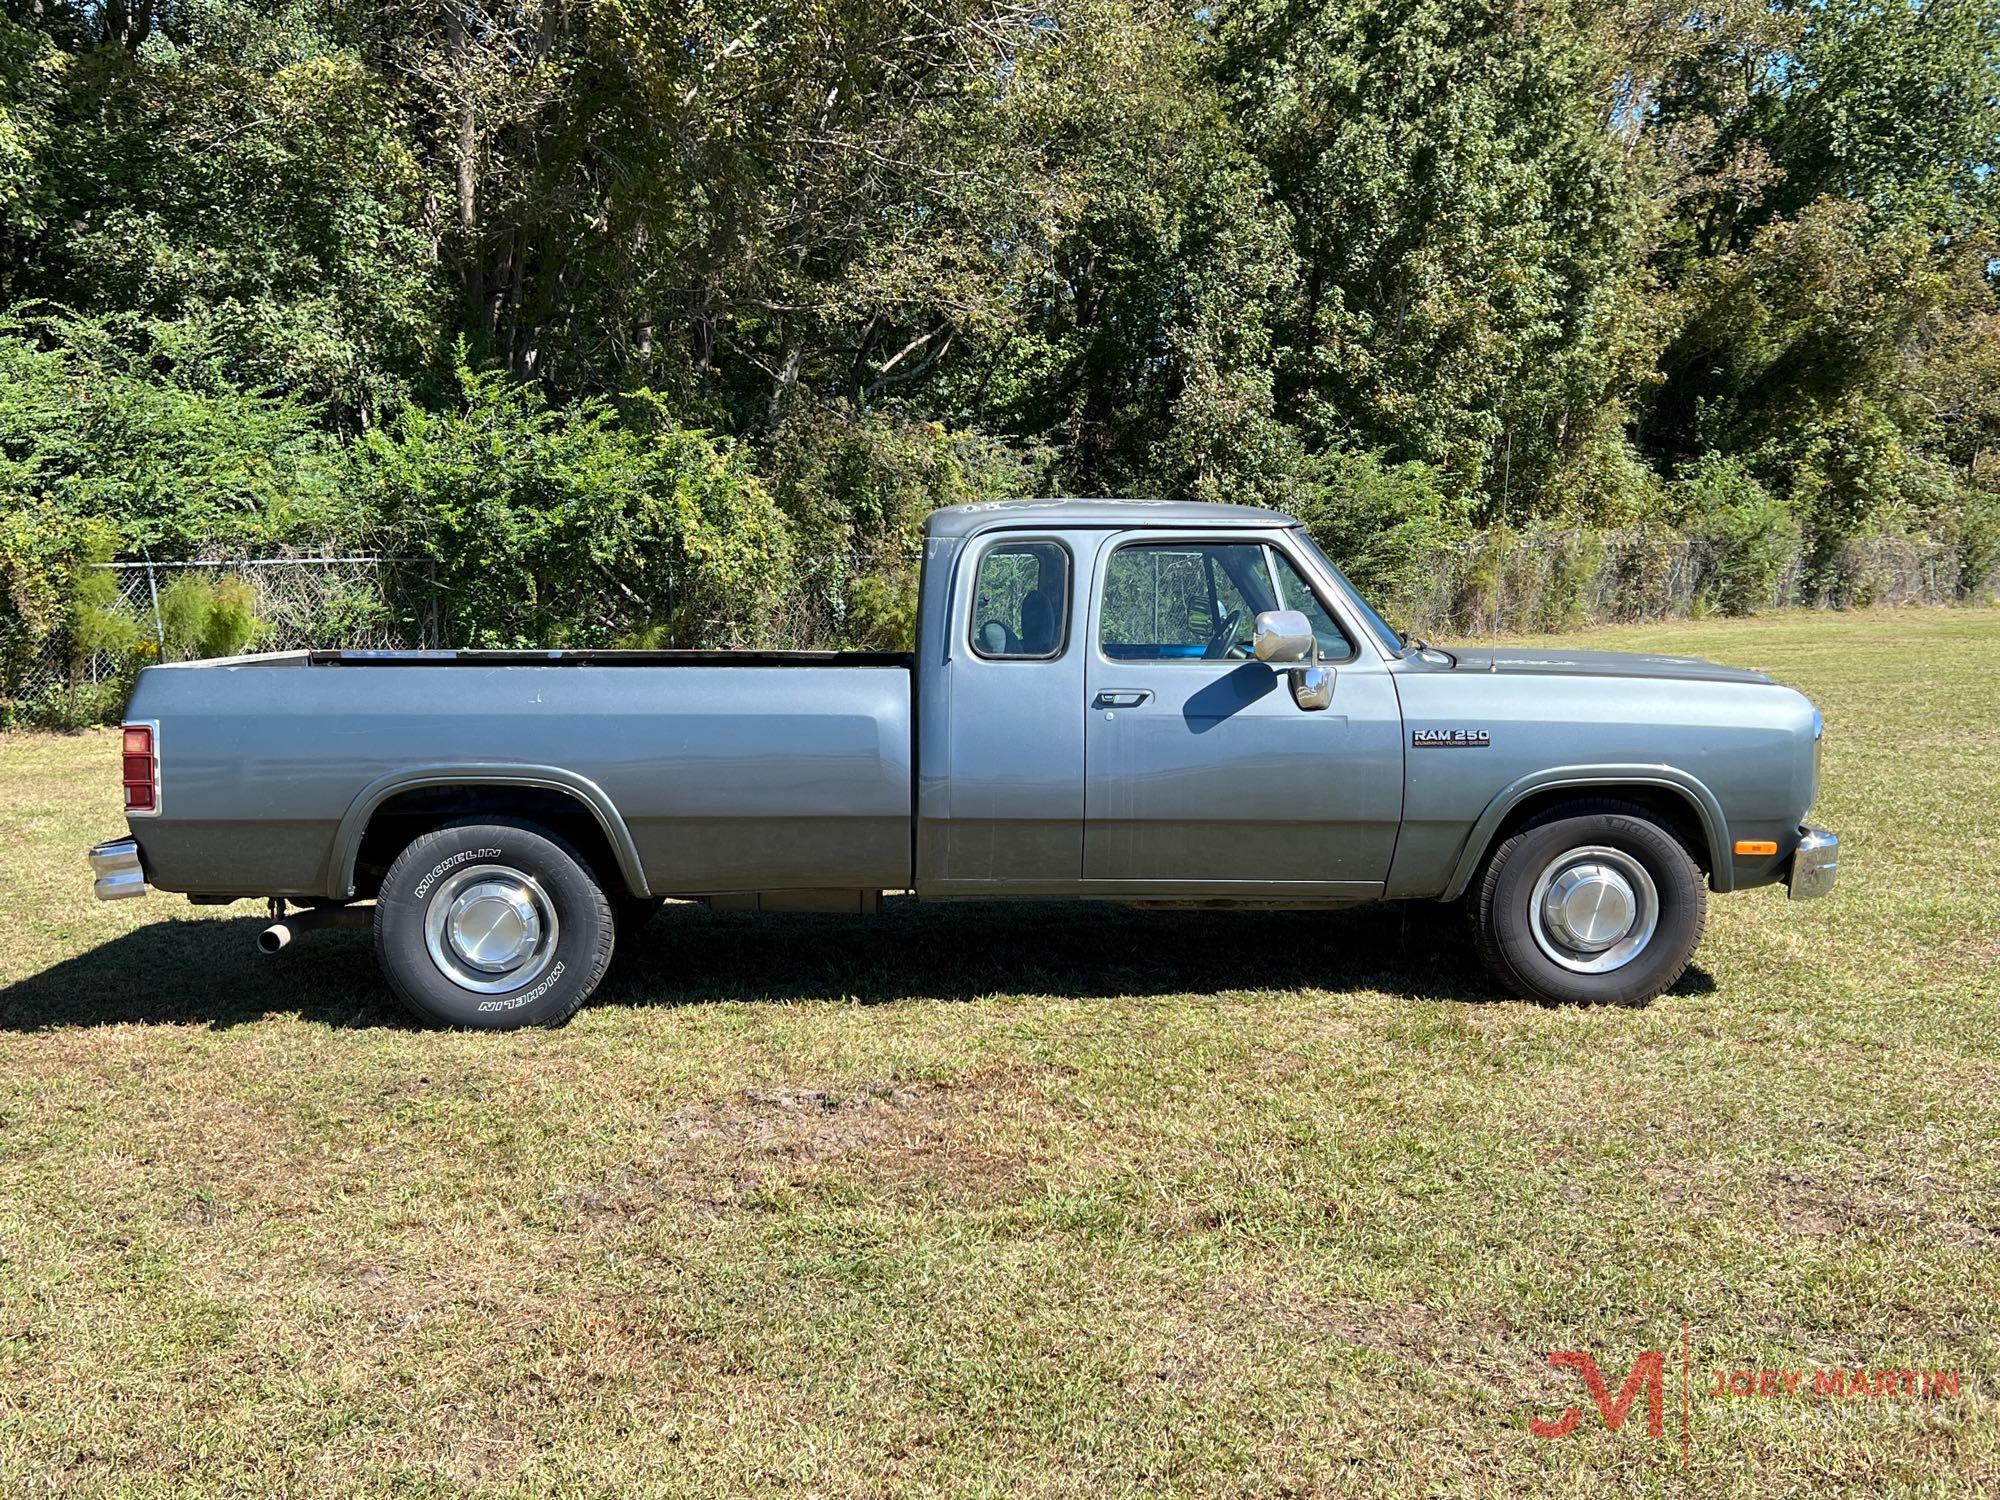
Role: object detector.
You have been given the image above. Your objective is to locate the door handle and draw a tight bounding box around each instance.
[1094,690,1152,708]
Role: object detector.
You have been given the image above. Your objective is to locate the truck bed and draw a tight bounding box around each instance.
[125,653,915,900]
[305,649,916,668]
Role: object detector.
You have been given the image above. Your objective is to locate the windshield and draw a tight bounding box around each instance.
[1290,529,1409,657]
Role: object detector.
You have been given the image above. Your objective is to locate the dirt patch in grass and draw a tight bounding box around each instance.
[571,1064,1071,1227]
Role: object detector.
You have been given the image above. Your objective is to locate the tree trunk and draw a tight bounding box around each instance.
[768,343,803,426]
[689,284,718,372]
[445,2,482,327]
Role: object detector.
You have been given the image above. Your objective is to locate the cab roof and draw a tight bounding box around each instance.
[924,498,1297,539]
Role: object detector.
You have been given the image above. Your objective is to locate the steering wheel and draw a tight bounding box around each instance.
[1203,606,1246,659]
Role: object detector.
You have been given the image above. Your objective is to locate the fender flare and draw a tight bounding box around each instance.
[1440,764,1733,901]
[324,764,650,900]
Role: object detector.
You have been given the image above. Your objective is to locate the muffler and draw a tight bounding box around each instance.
[258,903,374,954]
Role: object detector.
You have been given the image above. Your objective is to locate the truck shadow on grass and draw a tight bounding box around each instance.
[0,898,1713,1031]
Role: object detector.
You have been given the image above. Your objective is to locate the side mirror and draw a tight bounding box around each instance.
[1253,610,1314,665]
[1253,609,1332,711]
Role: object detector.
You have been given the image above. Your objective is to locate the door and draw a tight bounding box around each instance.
[1083,533,1404,894]
[922,532,1089,893]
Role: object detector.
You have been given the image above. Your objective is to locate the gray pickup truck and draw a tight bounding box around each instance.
[88,499,1836,1027]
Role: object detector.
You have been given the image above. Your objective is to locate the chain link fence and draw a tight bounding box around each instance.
[1392,529,1985,637]
[8,556,437,723]
[4,531,1990,727]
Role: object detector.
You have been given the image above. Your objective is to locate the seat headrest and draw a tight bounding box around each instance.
[1020,589,1057,654]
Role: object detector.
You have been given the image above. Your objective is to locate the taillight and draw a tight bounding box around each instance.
[122,722,159,815]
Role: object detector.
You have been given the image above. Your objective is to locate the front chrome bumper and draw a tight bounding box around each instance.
[1787,827,1838,901]
[88,837,148,901]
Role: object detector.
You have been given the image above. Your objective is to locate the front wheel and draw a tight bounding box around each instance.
[1469,802,1707,1006]
[375,820,615,1029]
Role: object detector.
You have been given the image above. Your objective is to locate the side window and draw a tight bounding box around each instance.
[1100,542,1273,661]
[1268,549,1355,660]
[969,541,1071,659]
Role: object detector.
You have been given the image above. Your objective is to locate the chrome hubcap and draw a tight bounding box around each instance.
[1528,845,1658,974]
[1542,863,1636,951]
[446,882,542,971]
[423,864,560,994]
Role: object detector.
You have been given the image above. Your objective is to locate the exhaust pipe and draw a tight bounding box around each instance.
[258,903,373,954]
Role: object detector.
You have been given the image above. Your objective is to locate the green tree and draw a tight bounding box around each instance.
[355,355,793,648]
[1211,0,1646,514]
[6,0,443,423]
[0,311,348,551]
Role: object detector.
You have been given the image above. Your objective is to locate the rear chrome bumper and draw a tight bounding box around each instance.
[1787,827,1838,901]
[88,837,148,901]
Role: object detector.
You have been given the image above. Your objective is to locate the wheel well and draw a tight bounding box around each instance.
[350,785,637,900]
[1485,785,1714,877]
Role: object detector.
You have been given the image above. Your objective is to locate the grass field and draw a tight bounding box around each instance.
[0,607,1996,1497]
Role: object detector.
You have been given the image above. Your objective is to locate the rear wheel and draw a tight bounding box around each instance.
[1469,801,1706,1006]
[375,819,614,1029]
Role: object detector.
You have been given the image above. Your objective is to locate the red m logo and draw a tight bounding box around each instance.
[1531,1350,1667,1439]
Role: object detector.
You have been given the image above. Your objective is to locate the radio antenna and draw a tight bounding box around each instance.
[1490,554,1499,672]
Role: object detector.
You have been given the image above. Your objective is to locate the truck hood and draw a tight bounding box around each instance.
[1438,646,1772,686]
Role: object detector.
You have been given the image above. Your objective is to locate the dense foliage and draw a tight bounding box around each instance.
[0,0,1996,686]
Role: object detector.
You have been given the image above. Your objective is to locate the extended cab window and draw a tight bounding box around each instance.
[970,541,1070,659]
